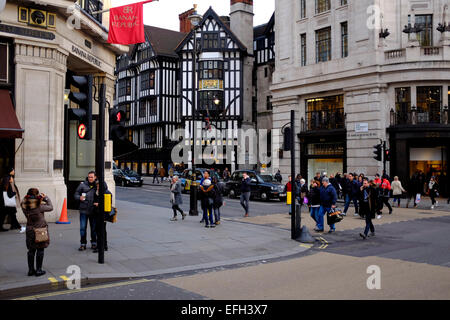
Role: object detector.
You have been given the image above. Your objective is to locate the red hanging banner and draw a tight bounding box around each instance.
[107,1,154,45]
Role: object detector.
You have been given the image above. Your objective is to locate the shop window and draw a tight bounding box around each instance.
[316,27,331,63]
[417,86,442,123]
[306,95,344,131]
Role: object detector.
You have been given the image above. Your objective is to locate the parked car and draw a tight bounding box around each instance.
[225,170,286,201]
[113,168,143,187]
[179,168,224,193]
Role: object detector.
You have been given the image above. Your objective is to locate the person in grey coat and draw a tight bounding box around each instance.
[170,176,186,221]
[74,171,108,251]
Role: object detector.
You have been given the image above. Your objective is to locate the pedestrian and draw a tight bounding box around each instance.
[296,178,309,213]
[199,175,215,228]
[359,179,377,240]
[309,180,321,228]
[1,171,25,232]
[428,176,439,209]
[212,176,224,225]
[160,167,166,182]
[74,171,106,251]
[223,167,231,182]
[343,173,360,217]
[153,167,160,184]
[317,177,338,233]
[380,176,393,215]
[406,173,419,208]
[169,167,174,180]
[21,188,53,276]
[240,172,251,217]
[199,170,210,223]
[275,170,282,183]
[391,176,406,208]
[92,181,112,252]
[169,176,186,221]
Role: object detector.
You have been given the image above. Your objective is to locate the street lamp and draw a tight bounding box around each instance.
[188,5,202,216]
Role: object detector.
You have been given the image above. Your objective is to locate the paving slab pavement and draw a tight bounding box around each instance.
[0,198,308,297]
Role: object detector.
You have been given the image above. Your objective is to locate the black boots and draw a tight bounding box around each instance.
[35,250,46,277]
[27,251,36,276]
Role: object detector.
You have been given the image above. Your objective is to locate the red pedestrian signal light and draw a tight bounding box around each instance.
[78,123,87,139]
[109,109,126,141]
[385,149,391,162]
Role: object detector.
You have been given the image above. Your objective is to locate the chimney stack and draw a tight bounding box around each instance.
[179,7,196,33]
[230,0,254,54]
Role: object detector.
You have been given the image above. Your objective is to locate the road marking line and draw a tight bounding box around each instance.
[48,277,58,284]
[321,244,328,250]
[299,244,313,248]
[15,279,153,300]
[59,276,69,281]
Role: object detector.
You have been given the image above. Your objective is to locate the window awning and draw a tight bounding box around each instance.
[0,89,23,139]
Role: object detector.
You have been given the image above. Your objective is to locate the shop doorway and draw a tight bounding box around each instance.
[410,147,448,182]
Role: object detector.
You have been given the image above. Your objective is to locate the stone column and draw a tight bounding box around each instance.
[14,40,69,223]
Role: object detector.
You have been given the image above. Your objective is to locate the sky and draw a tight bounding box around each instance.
[110,0,275,31]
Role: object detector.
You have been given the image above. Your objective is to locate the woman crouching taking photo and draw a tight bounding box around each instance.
[21,188,53,276]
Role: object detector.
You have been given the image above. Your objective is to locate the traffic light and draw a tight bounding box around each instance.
[109,108,126,140]
[373,144,382,161]
[385,149,391,162]
[67,74,93,140]
[283,127,292,151]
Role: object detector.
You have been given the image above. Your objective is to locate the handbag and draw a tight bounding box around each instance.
[416,193,421,204]
[105,207,117,223]
[3,191,16,207]
[327,208,344,225]
[34,227,49,243]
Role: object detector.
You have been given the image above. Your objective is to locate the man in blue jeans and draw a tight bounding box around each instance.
[316,177,338,233]
[74,171,109,251]
[240,172,251,217]
[343,173,360,216]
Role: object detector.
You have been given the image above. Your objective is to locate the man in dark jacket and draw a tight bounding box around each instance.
[317,177,337,233]
[199,176,215,228]
[74,171,108,251]
[359,179,378,239]
[240,172,251,217]
[343,173,360,217]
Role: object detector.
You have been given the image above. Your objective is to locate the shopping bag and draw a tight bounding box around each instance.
[415,193,421,204]
[3,191,16,207]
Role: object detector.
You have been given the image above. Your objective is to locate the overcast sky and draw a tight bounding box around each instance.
[110,0,275,31]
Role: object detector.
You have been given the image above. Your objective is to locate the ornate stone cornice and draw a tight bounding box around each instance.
[14,40,68,73]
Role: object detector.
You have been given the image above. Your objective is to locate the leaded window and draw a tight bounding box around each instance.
[118,78,131,97]
[199,61,224,80]
[145,127,156,144]
[140,70,155,91]
[198,90,224,113]
[202,33,219,49]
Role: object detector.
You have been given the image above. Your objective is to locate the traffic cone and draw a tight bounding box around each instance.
[56,198,70,224]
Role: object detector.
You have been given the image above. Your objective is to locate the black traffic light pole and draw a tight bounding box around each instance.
[290,110,297,240]
[383,140,387,174]
[96,83,106,264]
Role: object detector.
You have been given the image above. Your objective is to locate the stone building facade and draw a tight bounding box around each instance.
[272,0,450,194]
[0,0,128,220]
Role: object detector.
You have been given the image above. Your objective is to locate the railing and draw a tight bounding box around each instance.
[78,0,103,24]
[385,49,405,60]
[422,47,440,56]
[390,107,449,126]
[302,109,345,132]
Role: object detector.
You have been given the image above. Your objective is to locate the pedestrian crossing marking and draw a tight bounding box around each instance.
[48,277,58,283]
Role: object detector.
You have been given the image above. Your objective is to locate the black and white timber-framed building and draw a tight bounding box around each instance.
[114,26,186,175]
